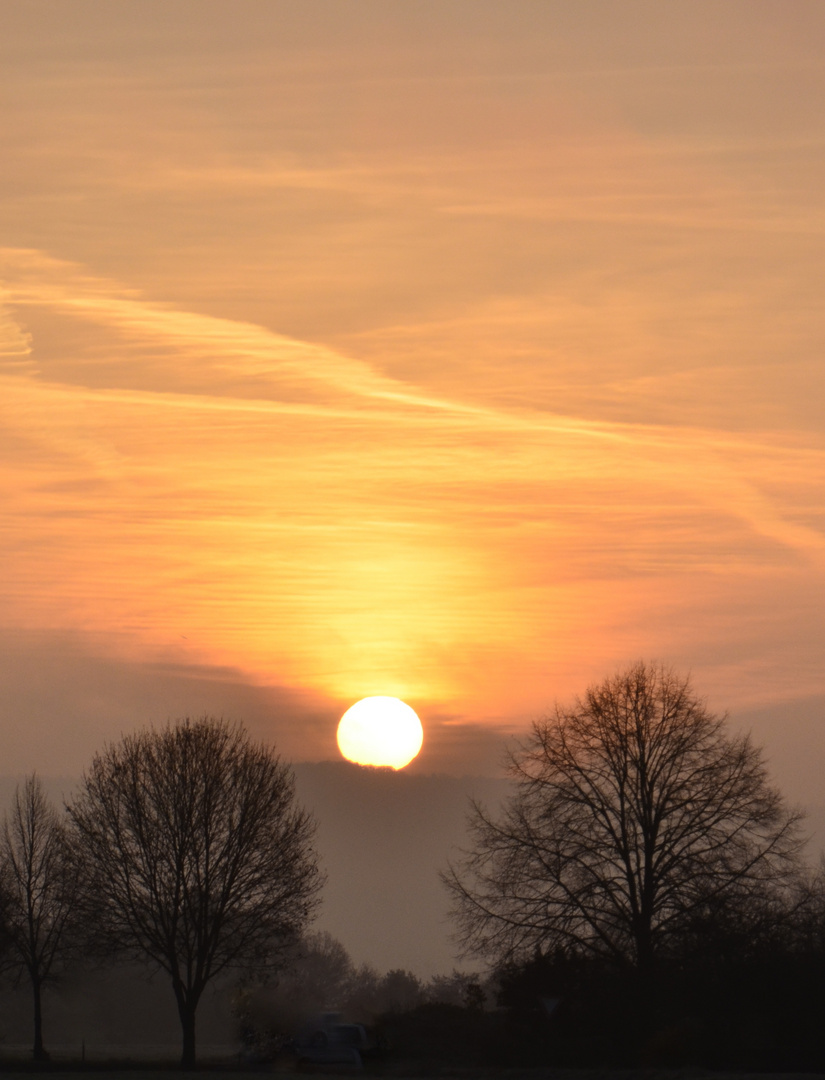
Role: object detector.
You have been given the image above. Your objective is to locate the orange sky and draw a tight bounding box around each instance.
[2,2,824,799]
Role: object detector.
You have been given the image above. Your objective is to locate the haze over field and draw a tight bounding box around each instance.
[2,2,825,973]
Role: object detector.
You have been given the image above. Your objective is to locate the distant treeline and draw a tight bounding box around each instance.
[212,918,825,1072]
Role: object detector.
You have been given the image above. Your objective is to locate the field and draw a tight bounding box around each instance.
[0,1067,823,1080]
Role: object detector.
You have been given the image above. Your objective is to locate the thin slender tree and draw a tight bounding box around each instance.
[0,775,79,1060]
[444,662,804,972]
[67,717,324,1067]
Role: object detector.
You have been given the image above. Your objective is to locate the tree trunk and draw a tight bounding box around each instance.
[633,907,656,974]
[175,984,199,1069]
[180,1009,196,1070]
[635,932,655,974]
[32,976,48,1061]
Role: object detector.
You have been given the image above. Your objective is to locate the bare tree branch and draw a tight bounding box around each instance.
[0,775,79,1060]
[443,662,804,971]
[66,717,324,1067]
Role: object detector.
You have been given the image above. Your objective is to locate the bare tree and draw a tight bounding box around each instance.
[235,930,356,1045]
[287,930,356,1008]
[0,775,78,1060]
[444,662,804,972]
[67,717,324,1067]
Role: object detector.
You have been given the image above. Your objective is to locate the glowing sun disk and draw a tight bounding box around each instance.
[337,696,423,769]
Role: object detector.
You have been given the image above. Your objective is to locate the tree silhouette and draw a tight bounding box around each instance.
[67,717,323,1067]
[0,775,78,1060]
[444,662,803,972]
[240,930,357,1038]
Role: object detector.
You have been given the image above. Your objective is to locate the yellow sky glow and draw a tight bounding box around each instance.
[1,3,824,784]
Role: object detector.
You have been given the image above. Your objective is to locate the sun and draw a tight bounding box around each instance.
[337,696,424,769]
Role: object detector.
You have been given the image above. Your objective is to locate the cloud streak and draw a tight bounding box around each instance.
[2,245,823,746]
[1,2,824,786]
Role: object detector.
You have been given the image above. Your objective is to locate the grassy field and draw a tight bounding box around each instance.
[0,1067,823,1080]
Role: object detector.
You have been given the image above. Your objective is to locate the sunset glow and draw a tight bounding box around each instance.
[1,3,824,794]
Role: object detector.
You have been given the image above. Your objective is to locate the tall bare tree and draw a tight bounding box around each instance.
[0,775,78,1060]
[444,662,804,972]
[67,717,324,1067]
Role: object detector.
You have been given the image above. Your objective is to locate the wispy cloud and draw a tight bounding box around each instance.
[2,3,824,778]
[2,247,823,742]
